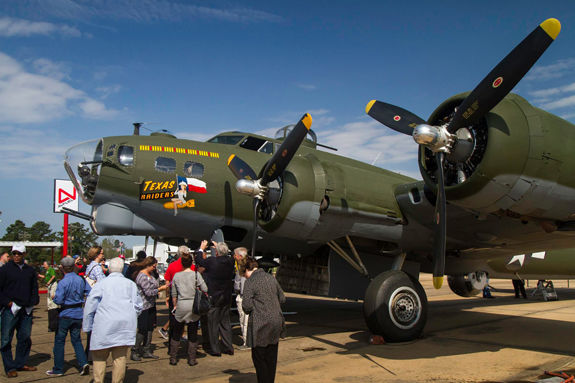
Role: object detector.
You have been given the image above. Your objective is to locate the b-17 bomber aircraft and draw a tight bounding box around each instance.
[64,18,575,342]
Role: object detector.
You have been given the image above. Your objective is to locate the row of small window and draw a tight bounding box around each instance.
[113,134,273,172]
[156,157,205,178]
[110,145,204,178]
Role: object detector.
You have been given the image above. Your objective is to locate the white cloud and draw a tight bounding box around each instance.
[78,98,121,119]
[19,0,282,24]
[529,87,561,99]
[0,16,81,37]
[176,131,213,142]
[0,125,74,180]
[32,58,70,81]
[529,81,575,100]
[560,112,575,120]
[542,94,575,110]
[296,83,317,91]
[0,51,121,123]
[308,109,329,115]
[318,120,419,167]
[525,58,575,81]
[260,110,419,172]
[96,85,122,99]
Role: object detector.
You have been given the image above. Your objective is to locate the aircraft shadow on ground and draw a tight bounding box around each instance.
[278,289,575,361]
[220,369,258,383]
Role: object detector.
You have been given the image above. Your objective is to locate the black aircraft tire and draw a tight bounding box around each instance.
[363,270,428,342]
[447,275,481,297]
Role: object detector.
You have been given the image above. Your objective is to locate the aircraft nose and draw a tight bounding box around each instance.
[64,139,103,204]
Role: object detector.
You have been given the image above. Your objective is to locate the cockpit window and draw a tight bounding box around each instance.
[155,157,176,173]
[207,135,244,145]
[118,145,134,166]
[184,161,204,178]
[238,137,273,154]
[260,141,273,154]
[106,144,116,157]
[95,141,103,163]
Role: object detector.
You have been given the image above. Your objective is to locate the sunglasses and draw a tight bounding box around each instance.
[12,251,23,256]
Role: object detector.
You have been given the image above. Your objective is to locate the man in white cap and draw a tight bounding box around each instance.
[0,244,39,378]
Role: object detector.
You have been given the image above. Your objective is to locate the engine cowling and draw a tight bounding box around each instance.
[447,272,489,297]
[420,92,575,223]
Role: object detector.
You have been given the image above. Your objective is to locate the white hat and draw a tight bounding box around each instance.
[178,245,191,255]
[12,244,26,253]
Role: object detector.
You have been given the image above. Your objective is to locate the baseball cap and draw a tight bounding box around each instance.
[178,245,191,255]
[72,254,79,259]
[60,256,75,267]
[12,244,26,254]
[118,254,125,259]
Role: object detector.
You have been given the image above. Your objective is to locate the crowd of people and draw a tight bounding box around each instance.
[0,241,287,383]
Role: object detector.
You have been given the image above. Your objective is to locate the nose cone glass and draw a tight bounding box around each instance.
[64,139,103,204]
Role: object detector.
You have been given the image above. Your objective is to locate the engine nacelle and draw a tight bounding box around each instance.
[420,92,575,223]
[447,272,489,297]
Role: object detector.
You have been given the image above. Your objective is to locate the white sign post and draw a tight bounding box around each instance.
[54,179,78,213]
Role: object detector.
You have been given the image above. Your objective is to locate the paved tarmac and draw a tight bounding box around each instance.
[3,275,575,382]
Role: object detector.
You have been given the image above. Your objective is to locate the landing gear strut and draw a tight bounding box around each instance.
[363,270,428,342]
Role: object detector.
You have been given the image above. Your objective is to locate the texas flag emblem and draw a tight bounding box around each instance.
[177,176,207,194]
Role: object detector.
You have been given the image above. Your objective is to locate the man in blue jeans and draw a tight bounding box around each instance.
[0,244,39,378]
[46,256,91,377]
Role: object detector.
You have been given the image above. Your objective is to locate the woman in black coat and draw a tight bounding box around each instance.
[242,257,286,383]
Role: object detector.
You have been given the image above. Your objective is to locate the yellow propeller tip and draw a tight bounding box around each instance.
[433,276,444,290]
[540,18,561,40]
[302,113,312,130]
[366,100,376,114]
[227,154,235,166]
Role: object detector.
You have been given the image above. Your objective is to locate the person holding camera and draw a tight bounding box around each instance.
[195,241,235,356]
[132,257,167,361]
[168,251,208,366]
[242,257,286,383]
[46,256,91,377]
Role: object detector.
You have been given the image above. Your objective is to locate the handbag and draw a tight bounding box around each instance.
[84,264,97,287]
[192,271,210,315]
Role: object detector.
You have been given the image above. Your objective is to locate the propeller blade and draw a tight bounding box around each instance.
[251,199,260,257]
[447,18,561,133]
[432,152,446,289]
[260,113,312,185]
[227,154,258,180]
[365,100,426,135]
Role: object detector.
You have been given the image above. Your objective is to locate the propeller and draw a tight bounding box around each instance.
[446,18,561,134]
[365,100,426,135]
[432,153,446,289]
[227,113,313,257]
[366,18,561,289]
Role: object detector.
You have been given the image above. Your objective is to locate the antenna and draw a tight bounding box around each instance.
[316,142,338,151]
[133,122,143,136]
[371,152,382,165]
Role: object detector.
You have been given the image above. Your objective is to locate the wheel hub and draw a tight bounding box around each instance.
[389,287,422,330]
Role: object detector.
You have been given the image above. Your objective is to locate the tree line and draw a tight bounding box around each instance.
[1,220,133,264]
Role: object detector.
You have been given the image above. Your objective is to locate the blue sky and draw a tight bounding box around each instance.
[1,1,575,249]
